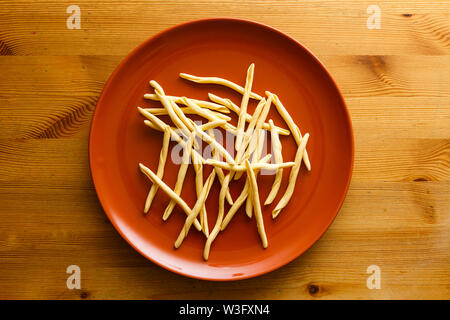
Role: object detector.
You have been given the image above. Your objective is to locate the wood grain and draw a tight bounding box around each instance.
[0,1,449,56]
[0,0,449,300]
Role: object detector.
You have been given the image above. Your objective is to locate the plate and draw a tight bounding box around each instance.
[89,18,354,280]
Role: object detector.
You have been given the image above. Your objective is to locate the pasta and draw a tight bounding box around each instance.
[174,170,216,248]
[139,163,204,234]
[162,133,194,221]
[180,72,263,100]
[245,160,268,248]
[144,127,171,213]
[143,118,227,134]
[151,81,191,135]
[264,119,283,205]
[272,133,310,218]
[138,107,206,164]
[266,91,311,171]
[205,159,295,171]
[144,93,229,113]
[143,107,231,122]
[208,129,234,206]
[137,64,311,260]
[234,95,272,181]
[245,128,267,218]
[192,149,207,236]
[208,93,290,136]
[220,154,271,231]
[203,173,232,260]
[235,63,255,151]
[191,121,236,164]
[233,98,266,178]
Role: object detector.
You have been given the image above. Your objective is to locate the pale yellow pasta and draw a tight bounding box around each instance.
[150,81,191,135]
[143,120,209,166]
[143,107,231,122]
[203,173,232,260]
[151,83,202,148]
[245,186,253,218]
[198,120,228,132]
[234,98,266,164]
[232,98,266,181]
[181,98,232,124]
[245,160,268,248]
[264,119,283,205]
[266,91,311,171]
[138,65,312,260]
[220,180,250,231]
[144,119,227,136]
[192,151,208,236]
[191,121,236,164]
[220,154,271,231]
[138,108,206,164]
[201,167,217,237]
[234,96,272,181]
[143,118,226,135]
[245,138,270,218]
[256,96,272,131]
[208,93,290,136]
[138,106,169,130]
[170,99,196,132]
[144,127,171,213]
[139,163,204,234]
[139,107,186,143]
[174,170,216,248]
[272,133,310,219]
[154,88,201,149]
[145,87,237,135]
[208,129,234,206]
[205,159,294,172]
[180,73,263,100]
[245,96,273,161]
[235,64,255,151]
[141,119,160,131]
[162,133,194,221]
[245,128,267,217]
[144,93,230,113]
[207,93,240,113]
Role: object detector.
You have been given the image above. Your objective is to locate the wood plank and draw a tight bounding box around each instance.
[1,95,449,139]
[0,56,448,99]
[0,0,449,300]
[324,55,450,97]
[0,1,449,56]
[0,134,448,189]
[0,56,119,97]
[348,97,450,139]
[0,181,448,299]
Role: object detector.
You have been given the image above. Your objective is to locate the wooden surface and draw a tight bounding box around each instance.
[0,0,449,300]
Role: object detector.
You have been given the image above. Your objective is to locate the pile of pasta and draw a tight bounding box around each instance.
[138,64,310,260]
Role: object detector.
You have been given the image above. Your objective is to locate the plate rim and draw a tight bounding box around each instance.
[89,17,355,281]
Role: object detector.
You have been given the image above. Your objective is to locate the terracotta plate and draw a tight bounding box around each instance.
[89,18,354,280]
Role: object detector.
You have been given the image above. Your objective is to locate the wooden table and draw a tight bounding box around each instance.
[0,1,448,300]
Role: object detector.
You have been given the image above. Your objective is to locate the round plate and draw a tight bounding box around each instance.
[89,18,354,281]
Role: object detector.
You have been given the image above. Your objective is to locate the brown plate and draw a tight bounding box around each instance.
[89,18,354,280]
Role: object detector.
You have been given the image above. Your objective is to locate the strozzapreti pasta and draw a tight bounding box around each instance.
[138,64,310,260]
